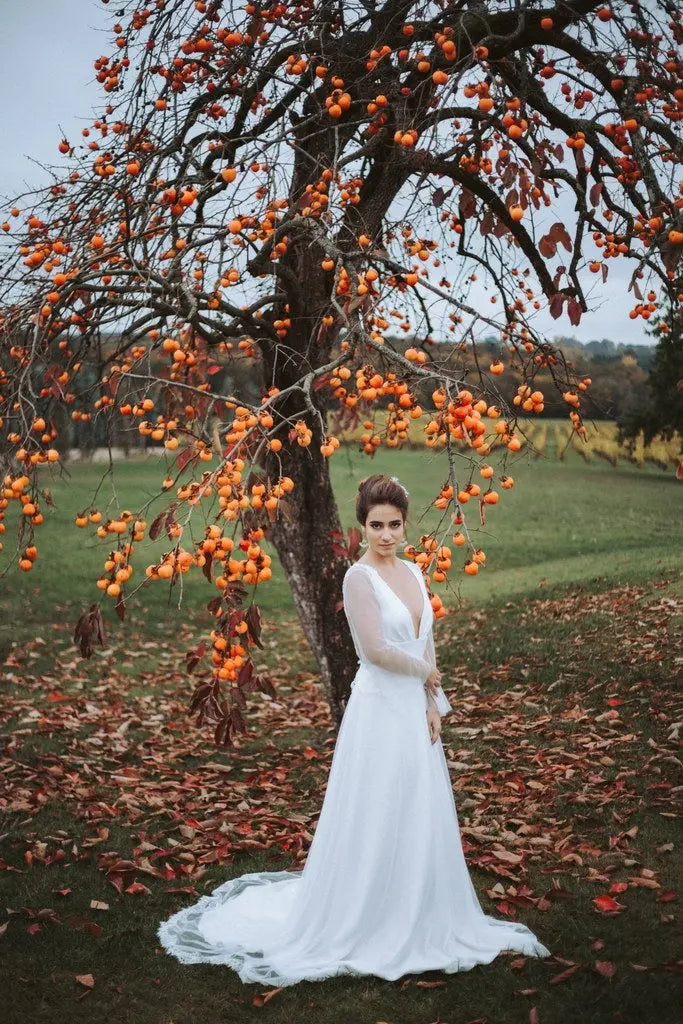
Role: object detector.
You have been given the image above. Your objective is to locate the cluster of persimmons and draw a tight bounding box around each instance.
[1,0,679,733]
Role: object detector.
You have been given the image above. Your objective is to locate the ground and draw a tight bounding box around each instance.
[0,447,681,1024]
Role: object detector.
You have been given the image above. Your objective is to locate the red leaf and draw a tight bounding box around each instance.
[65,916,103,937]
[595,960,617,978]
[251,986,286,1007]
[459,189,476,219]
[480,210,494,236]
[176,445,199,472]
[433,186,453,207]
[657,890,677,903]
[149,510,166,541]
[539,235,557,260]
[593,894,625,913]
[347,525,362,560]
[125,882,152,896]
[549,292,566,319]
[573,145,586,171]
[549,222,572,252]
[185,641,206,674]
[567,297,583,326]
[246,603,263,648]
[550,964,582,984]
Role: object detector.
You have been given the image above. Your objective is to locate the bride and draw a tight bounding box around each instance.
[158,473,551,985]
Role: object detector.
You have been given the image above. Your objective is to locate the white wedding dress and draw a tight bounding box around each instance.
[158,558,551,985]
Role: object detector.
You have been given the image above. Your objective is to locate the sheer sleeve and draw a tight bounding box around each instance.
[424,629,452,716]
[343,567,432,681]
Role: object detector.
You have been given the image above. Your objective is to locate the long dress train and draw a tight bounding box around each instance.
[157,558,551,985]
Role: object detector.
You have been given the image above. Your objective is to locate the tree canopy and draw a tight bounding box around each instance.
[1,0,681,741]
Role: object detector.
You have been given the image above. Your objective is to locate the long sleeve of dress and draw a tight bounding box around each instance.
[424,629,452,716]
[343,568,432,681]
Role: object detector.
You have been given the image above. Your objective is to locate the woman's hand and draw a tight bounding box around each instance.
[426,708,441,745]
[425,666,442,695]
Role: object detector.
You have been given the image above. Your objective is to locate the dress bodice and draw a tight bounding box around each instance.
[346,559,434,653]
[342,559,450,714]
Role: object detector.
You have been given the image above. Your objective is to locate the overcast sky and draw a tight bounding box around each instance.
[0,0,656,347]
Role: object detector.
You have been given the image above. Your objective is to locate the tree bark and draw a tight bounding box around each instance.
[265,431,357,731]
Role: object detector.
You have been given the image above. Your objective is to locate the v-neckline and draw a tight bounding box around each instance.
[361,560,426,640]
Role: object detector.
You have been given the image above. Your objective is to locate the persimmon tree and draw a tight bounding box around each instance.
[0,0,680,740]
[617,272,683,446]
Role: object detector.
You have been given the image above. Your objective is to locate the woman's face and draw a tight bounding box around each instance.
[364,503,405,557]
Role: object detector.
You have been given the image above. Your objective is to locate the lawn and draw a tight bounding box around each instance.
[0,447,681,1024]
[1,442,681,650]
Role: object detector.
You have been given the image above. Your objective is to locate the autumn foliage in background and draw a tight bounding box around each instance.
[0,0,680,739]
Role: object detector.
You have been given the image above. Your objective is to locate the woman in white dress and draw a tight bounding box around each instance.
[157,473,551,985]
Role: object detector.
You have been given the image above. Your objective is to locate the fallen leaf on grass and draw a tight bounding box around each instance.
[65,916,103,937]
[125,881,152,896]
[89,900,109,911]
[594,895,626,914]
[594,960,617,978]
[492,847,524,865]
[550,964,582,984]
[251,986,285,1006]
[657,890,677,902]
[75,974,95,989]
[2,579,679,991]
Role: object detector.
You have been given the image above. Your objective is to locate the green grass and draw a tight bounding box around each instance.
[1,445,681,651]
[1,448,682,1023]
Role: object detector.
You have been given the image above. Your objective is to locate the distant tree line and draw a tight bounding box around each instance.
[3,327,677,459]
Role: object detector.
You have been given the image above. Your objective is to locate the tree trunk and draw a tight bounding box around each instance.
[254,148,366,729]
[265,433,357,731]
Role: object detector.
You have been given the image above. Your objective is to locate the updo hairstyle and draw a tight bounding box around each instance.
[356,474,409,528]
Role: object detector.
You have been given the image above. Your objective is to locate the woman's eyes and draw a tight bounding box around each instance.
[370,523,401,528]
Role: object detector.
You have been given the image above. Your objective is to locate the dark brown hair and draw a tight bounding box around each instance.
[356,474,409,527]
